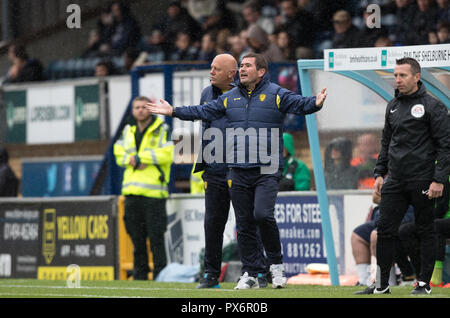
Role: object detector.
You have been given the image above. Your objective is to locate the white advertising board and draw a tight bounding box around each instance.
[27,85,74,144]
[309,69,387,131]
[325,44,450,71]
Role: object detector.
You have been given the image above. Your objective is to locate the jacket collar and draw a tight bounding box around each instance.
[395,80,427,99]
[238,73,270,94]
[212,81,237,96]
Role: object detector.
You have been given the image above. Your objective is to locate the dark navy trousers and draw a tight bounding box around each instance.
[228,167,283,276]
[202,172,231,277]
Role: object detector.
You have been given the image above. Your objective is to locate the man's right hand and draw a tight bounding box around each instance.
[146,99,174,117]
[374,176,384,196]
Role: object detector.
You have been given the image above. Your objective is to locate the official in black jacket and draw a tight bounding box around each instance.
[356,57,450,295]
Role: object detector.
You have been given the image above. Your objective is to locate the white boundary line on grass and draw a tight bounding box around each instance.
[0,292,148,298]
[0,284,237,292]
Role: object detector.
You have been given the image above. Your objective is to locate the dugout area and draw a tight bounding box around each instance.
[298,44,450,285]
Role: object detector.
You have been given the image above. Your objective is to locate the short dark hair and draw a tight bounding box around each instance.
[243,0,261,13]
[437,21,450,32]
[133,96,151,104]
[96,59,114,74]
[241,52,268,72]
[281,0,297,7]
[396,57,421,75]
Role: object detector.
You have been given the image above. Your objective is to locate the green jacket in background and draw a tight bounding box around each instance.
[279,133,311,191]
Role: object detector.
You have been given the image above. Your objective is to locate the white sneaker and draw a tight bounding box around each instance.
[234,272,259,290]
[270,264,287,289]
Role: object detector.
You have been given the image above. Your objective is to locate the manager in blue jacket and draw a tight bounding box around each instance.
[147,53,327,290]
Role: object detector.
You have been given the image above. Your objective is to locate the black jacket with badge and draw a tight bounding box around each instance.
[374,81,450,184]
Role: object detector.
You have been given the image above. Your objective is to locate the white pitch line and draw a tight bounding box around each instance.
[0,292,149,298]
[0,284,237,292]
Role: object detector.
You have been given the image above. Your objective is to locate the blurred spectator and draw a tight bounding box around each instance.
[409,0,439,45]
[324,137,358,190]
[278,67,298,92]
[309,0,348,32]
[2,43,44,85]
[374,35,393,47]
[275,0,314,56]
[437,0,449,23]
[186,0,218,22]
[297,0,314,11]
[246,24,285,62]
[122,47,140,73]
[352,191,380,286]
[391,0,417,45]
[95,60,114,77]
[215,29,232,55]
[351,133,380,190]
[276,30,296,61]
[169,31,199,61]
[199,1,239,34]
[229,33,249,63]
[352,190,417,286]
[428,31,439,44]
[279,133,311,191]
[357,9,390,47]
[138,29,171,62]
[108,1,142,56]
[331,10,361,49]
[98,5,115,41]
[82,5,115,58]
[276,29,298,92]
[0,146,18,197]
[429,21,450,44]
[437,21,450,43]
[156,0,202,45]
[198,32,217,63]
[81,29,103,58]
[242,0,275,35]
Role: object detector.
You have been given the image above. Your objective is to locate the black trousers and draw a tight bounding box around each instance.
[435,218,450,261]
[124,195,167,280]
[398,222,422,276]
[228,168,282,277]
[202,172,231,277]
[376,179,436,287]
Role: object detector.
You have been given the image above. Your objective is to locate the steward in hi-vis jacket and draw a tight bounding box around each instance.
[114,96,174,280]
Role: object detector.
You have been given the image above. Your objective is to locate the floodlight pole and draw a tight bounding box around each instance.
[298,59,340,286]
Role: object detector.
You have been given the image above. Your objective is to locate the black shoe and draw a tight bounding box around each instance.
[355,284,390,295]
[257,273,268,288]
[411,282,431,295]
[196,273,220,289]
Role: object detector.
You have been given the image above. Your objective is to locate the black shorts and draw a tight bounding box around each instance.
[353,220,377,244]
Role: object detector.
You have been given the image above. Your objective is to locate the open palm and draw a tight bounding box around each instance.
[145,99,174,116]
[316,88,327,108]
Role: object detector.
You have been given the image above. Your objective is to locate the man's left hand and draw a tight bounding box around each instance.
[316,88,327,108]
[427,182,444,199]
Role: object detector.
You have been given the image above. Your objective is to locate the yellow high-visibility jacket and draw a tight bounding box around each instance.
[114,117,174,198]
[190,166,205,194]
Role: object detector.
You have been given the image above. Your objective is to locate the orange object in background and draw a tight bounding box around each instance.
[287,273,359,286]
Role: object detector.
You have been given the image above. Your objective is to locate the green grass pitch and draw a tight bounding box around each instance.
[0,279,450,298]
